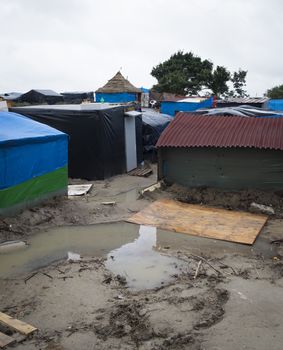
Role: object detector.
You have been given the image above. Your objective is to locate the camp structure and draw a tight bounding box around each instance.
[0,111,68,217]
[61,91,94,104]
[19,89,64,105]
[95,72,142,103]
[157,112,283,190]
[141,109,171,153]
[268,99,283,111]
[0,92,22,107]
[160,96,213,116]
[12,104,143,180]
[217,97,269,109]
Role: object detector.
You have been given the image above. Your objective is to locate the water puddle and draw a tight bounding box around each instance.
[105,225,188,290]
[0,222,139,279]
[0,222,187,290]
[0,221,276,289]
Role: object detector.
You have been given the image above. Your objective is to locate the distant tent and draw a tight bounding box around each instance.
[96,72,142,103]
[0,111,68,216]
[160,96,214,116]
[19,89,64,105]
[61,91,94,104]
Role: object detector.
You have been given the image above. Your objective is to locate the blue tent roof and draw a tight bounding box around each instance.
[0,111,68,189]
[0,111,66,146]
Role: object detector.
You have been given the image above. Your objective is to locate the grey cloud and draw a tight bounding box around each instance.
[0,0,282,95]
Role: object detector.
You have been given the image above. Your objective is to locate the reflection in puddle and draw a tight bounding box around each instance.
[0,223,139,278]
[105,225,188,290]
[0,221,274,283]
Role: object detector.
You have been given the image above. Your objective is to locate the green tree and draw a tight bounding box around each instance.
[230,69,248,97]
[266,84,283,99]
[151,51,213,95]
[207,66,231,96]
[151,51,248,97]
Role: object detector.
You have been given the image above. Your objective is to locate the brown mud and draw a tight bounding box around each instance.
[0,169,283,349]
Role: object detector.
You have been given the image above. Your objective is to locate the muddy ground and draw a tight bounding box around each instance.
[0,168,283,349]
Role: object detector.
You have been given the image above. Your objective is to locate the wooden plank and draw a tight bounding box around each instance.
[128,167,152,177]
[0,312,37,335]
[126,199,268,245]
[0,331,15,348]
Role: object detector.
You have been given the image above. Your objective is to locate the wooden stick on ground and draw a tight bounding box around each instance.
[193,260,202,279]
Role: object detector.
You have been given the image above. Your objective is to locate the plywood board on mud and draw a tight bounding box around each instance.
[126,199,268,244]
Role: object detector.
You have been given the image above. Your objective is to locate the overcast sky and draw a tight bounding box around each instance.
[1,0,282,96]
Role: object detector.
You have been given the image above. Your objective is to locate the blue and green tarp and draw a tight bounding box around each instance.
[0,111,68,215]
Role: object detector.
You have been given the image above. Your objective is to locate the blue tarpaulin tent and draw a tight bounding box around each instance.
[161,97,213,116]
[0,111,68,216]
[268,99,283,111]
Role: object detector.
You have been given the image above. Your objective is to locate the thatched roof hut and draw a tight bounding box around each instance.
[96,72,141,94]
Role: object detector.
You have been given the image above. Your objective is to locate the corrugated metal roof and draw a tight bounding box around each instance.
[177,97,208,103]
[219,97,269,104]
[162,93,187,102]
[156,113,283,151]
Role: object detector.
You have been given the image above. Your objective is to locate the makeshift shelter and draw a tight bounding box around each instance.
[12,104,143,180]
[61,91,94,104]
[96,72,142,103]
[19,89,64,105]
[141,109,171,152]
[160,97,213,116]
[268,99,283,111]
[0,111,68,216]
[157,112,283,190]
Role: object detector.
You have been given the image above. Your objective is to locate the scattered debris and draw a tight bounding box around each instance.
[101,201,116,206]
[140,181,162,195]
[67,252,81,262]
[128,166,152,177]
[68,184,93,196]
[271,239,283,245]
[24,271,40,284]
[250,202,275,215]
[0,241,27,253]
[193,260,202,279]
[0,311,37,348]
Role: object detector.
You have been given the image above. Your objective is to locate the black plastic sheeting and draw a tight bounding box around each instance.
[142,109,171,152]
[12,106,143,180]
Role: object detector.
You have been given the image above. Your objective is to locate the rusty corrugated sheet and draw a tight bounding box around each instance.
[156,113,283,150]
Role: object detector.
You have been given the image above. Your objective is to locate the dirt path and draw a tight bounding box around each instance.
[0,251,282,350]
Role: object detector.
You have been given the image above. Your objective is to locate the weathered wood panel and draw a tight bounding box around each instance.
[127,199,268,244]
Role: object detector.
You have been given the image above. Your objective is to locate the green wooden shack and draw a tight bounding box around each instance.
[157,113,283,190]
